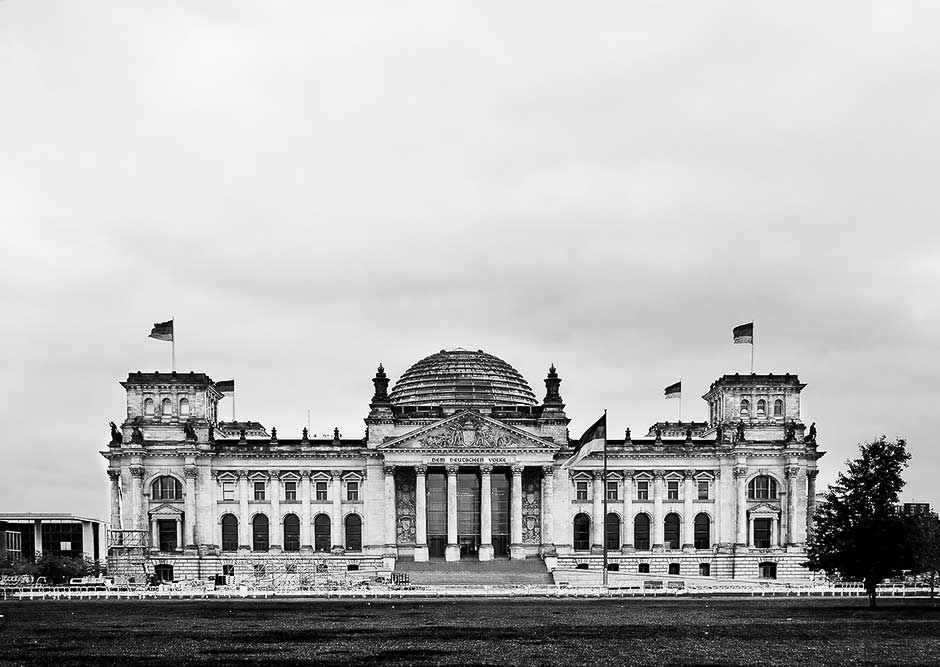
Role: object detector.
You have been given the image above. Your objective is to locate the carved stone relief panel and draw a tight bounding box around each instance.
[522,468,542,544]
[395,468,416,545]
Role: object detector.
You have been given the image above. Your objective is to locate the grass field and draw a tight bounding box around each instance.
[0,597,938,666]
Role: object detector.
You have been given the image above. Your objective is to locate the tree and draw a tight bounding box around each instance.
[13,553,100,585]
[906,510,940,597]
[805,436,911,608]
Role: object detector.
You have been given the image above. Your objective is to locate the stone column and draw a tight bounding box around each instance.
[682,470,695,551]
[652,470,665,551]
[269,471,282,552]
[150,517,159,551]
[785,465,799,546]
[713,469,722,549]
[734,466,748,547]
[183,465,198,551]
[748,516,755,547]
[299,470,312,551]
[541,465,555,550]
[129,465,144,531]
[510,465,525,560]
[806,468,819,539]
[771,515,779,548]
[331,470,344,551]
[445,466,460,561]
[175,517,182,551]
[414,465,429,562]
[621,470,634,552]
[591,470,604,552]
[479,465,494,561]
[108,470,122,531]
[384,466,397,552]
[238,471,251,551]
[202,467,216,550]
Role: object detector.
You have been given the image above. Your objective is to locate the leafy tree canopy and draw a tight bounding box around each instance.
[806,436,910,607]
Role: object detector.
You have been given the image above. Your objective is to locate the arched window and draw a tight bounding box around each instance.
[757,399,766,417]
[144,398,155,416]
[634,514,651,551]
[152,476,182,501]
[694,513,711,550]
[573,513,591,551]
[179,398,190,417]
[283,514,300,552]
[345,514,362,552]
[161,397,172,416]
[605,513,620,551]
[748,475,778,500]
[314,514,331,552]
[221,514,238,552]
[664,513,681,549]
[773,399,784,417]
[252,514,269,552]
[740,399,749,417]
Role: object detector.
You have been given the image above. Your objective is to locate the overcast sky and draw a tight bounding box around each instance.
[2,2,938,519]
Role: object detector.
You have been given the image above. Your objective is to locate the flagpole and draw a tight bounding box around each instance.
[171,316,176,372]
[678,378,682,422]
[602,409,608,589]
[233,379,236,422]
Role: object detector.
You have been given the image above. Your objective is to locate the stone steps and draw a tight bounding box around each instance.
[395,558,554,585]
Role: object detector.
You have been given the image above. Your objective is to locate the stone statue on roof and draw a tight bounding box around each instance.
[805,422,817,444]
[716,424,723,443]
[736,421,745,441]
[109,421,123,445]
[131,425,144,444]
[183,422,198,442]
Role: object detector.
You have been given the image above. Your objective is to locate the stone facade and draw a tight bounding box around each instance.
[103,353,823,583]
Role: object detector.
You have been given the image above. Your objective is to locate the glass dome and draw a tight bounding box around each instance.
[389,349,537,409]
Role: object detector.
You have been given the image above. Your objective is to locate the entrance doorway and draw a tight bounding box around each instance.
[491,471,510,556]
[426,471,447,558]
[457,471,480,557]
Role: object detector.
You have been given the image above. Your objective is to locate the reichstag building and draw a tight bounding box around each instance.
[104,348,822,583]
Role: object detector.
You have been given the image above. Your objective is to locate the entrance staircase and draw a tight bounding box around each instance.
[395,558,554,586]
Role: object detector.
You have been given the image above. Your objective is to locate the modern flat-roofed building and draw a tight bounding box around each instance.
[103,349,824,584]
[0,513,105,563]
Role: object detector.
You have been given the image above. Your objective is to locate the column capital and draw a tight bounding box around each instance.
[445,465,459,476]
[210,470,221,480]
[806,468,819,480]
[733,465,748,479]
[331,469,343,479]
[414,464,427,475]
[184,465,198,479]
[384,465,396,476]
[269,469,281,480]
[300,469,311,479]
[542,465,555,477]
[107,469,121,481]
[652,469,666,479]
[713,469,722,479]
[129,465,145,479]
[592,470,604,480]
[622,469,635,479]
[237,470,250,480]
[480,465,493,475]
[511,465,524,477]
[785,465,800,479]
[683,469,697,480]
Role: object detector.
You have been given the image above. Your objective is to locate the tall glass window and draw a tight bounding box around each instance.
[426,471,447,557]
[634,514,651,550]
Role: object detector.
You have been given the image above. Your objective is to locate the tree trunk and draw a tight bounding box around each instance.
[866,582,877,609]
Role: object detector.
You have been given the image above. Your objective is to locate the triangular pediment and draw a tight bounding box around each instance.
[379,411,559,452]
[748,502,781,516]
[149,503,184,516]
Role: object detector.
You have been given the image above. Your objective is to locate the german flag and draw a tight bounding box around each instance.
[148,320,174,342]
[732,322,753,344]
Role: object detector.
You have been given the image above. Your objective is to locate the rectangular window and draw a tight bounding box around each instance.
[253,481,265,501]
[222,481,235,501]
[576,481,588,501]
[606,481,618,501]
[667,481,679,500]
[346,480,359,502]
[284,481,297,501]
[5,531,22,553]
[636,481,649,500]
[315,481,328,501]
[697,480,709,500]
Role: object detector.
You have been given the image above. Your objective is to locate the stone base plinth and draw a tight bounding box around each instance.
[510,544,526,560]
[445,544,460,561]
[413,545,429,562]
[478,544,494,561]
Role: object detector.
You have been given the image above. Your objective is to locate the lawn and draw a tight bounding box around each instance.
[0,597,938,666]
